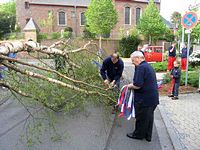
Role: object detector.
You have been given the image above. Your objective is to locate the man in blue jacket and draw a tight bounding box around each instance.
[126,51,159,142]
[181,44,187,71]
[100,53,124,88]
[167,42,176,71]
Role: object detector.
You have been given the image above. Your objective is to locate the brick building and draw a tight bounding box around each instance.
[16,0,160,39]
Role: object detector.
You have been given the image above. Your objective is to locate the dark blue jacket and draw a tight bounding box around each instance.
[133,61,159,107]
[181,48,187,58]
[168,46,176,57]
[171,67,181,83]
[100,56,124,82]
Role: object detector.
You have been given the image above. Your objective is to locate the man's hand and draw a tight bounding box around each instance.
[170,47,174,52]
[170,75,173,79]
[110,80,115,87]
[127,83,134,89]
[127,83,140,89]
[104,79,110,85]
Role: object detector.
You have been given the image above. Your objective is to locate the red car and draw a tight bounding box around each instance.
[144,46,164,62]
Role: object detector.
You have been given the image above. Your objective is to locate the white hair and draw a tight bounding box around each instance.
[131,51,144,58]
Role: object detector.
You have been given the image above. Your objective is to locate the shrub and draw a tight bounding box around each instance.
[63,31,71,39]
[119,35,141,58]
[64,27,73,32]
[151,61,167,72]
[51,32,61,39]
[189,50,200,67]
[151,61,196,72]
[82,27,96,39]
[37,33,48,42]
[163,71,199,87]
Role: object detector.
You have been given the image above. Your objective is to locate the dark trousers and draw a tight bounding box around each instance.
[133,102,157,140]
[172,83,180,97]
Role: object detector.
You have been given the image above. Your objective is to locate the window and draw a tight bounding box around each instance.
[136,7,141,25]
[25,1,30,9]
[58,11,66,25]
[125,7,131,25]
[80,12,86,26]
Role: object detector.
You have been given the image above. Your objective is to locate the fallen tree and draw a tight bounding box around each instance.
[0,40,117,112]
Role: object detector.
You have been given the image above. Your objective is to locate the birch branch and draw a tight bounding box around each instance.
[1,62,113,101]
[0,54,105,91]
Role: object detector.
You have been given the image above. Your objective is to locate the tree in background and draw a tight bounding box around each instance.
[177,22,200,44]
[39,10,55,33]
[0,0,16,39]
[170,11,181,40]
[171,11,181,29]
[137,0,166,44]
[85,0,118,49]
[158,28,174,42]
[119,28,141,58]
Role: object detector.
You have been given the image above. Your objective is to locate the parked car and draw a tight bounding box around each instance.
[144,46,164,62]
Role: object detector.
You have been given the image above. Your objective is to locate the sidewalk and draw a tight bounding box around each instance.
[159,93,200,150]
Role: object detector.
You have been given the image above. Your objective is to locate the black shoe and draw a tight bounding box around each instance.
[126,133,143,140]
[168,94,174,97]
[145,137,151,142]
[172,96,178,100]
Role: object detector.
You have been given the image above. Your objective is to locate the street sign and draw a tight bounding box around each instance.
[182,12,198,29]
[185,29,192,34]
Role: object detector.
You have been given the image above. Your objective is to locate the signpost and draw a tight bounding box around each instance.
[181,12,198,86]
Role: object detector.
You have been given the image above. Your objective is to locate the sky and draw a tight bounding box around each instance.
[160,0,200,21]
[0,0,200,21]
[0,0,13,4]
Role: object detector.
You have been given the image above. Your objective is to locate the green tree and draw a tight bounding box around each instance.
[39,10,55,32]
[85,0,118,49]
[158,28,174,42]
[171,11,181,40]
[0,0,16,14]
[137,0,166,44]
[171,11,181,29]
[177,22,200,44]
[0,0,16,39]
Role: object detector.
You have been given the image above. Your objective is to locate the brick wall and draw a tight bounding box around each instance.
[16,0,87,36]
[16,0,160,39]
[41,38,120,55]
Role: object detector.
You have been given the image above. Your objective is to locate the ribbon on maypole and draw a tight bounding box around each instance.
[117,85,135,120]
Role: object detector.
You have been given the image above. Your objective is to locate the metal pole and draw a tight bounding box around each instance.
[185,32,190,86]
[180,27,185,53]
[199,70,200,92]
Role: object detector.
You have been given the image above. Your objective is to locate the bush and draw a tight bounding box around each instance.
[51,32,61,39]
[83,27,96,39]
[64,27,73,32]
[37,33,48,42]
[189,50,200,67]
[63,31,71,39]
[119,35,141,58]
[151,61,196,72]
[163,71,199,87]
[151,61,168,72]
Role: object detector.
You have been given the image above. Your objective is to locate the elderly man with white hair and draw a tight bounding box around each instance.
[126,51,159,142]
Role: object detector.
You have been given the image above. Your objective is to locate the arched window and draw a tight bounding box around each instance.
[136,7,141,25]
[58,11,66,25]
[80,12,86,26]
[125,7,131,25]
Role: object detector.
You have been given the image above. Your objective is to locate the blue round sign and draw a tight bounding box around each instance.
[182,12,198,29]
